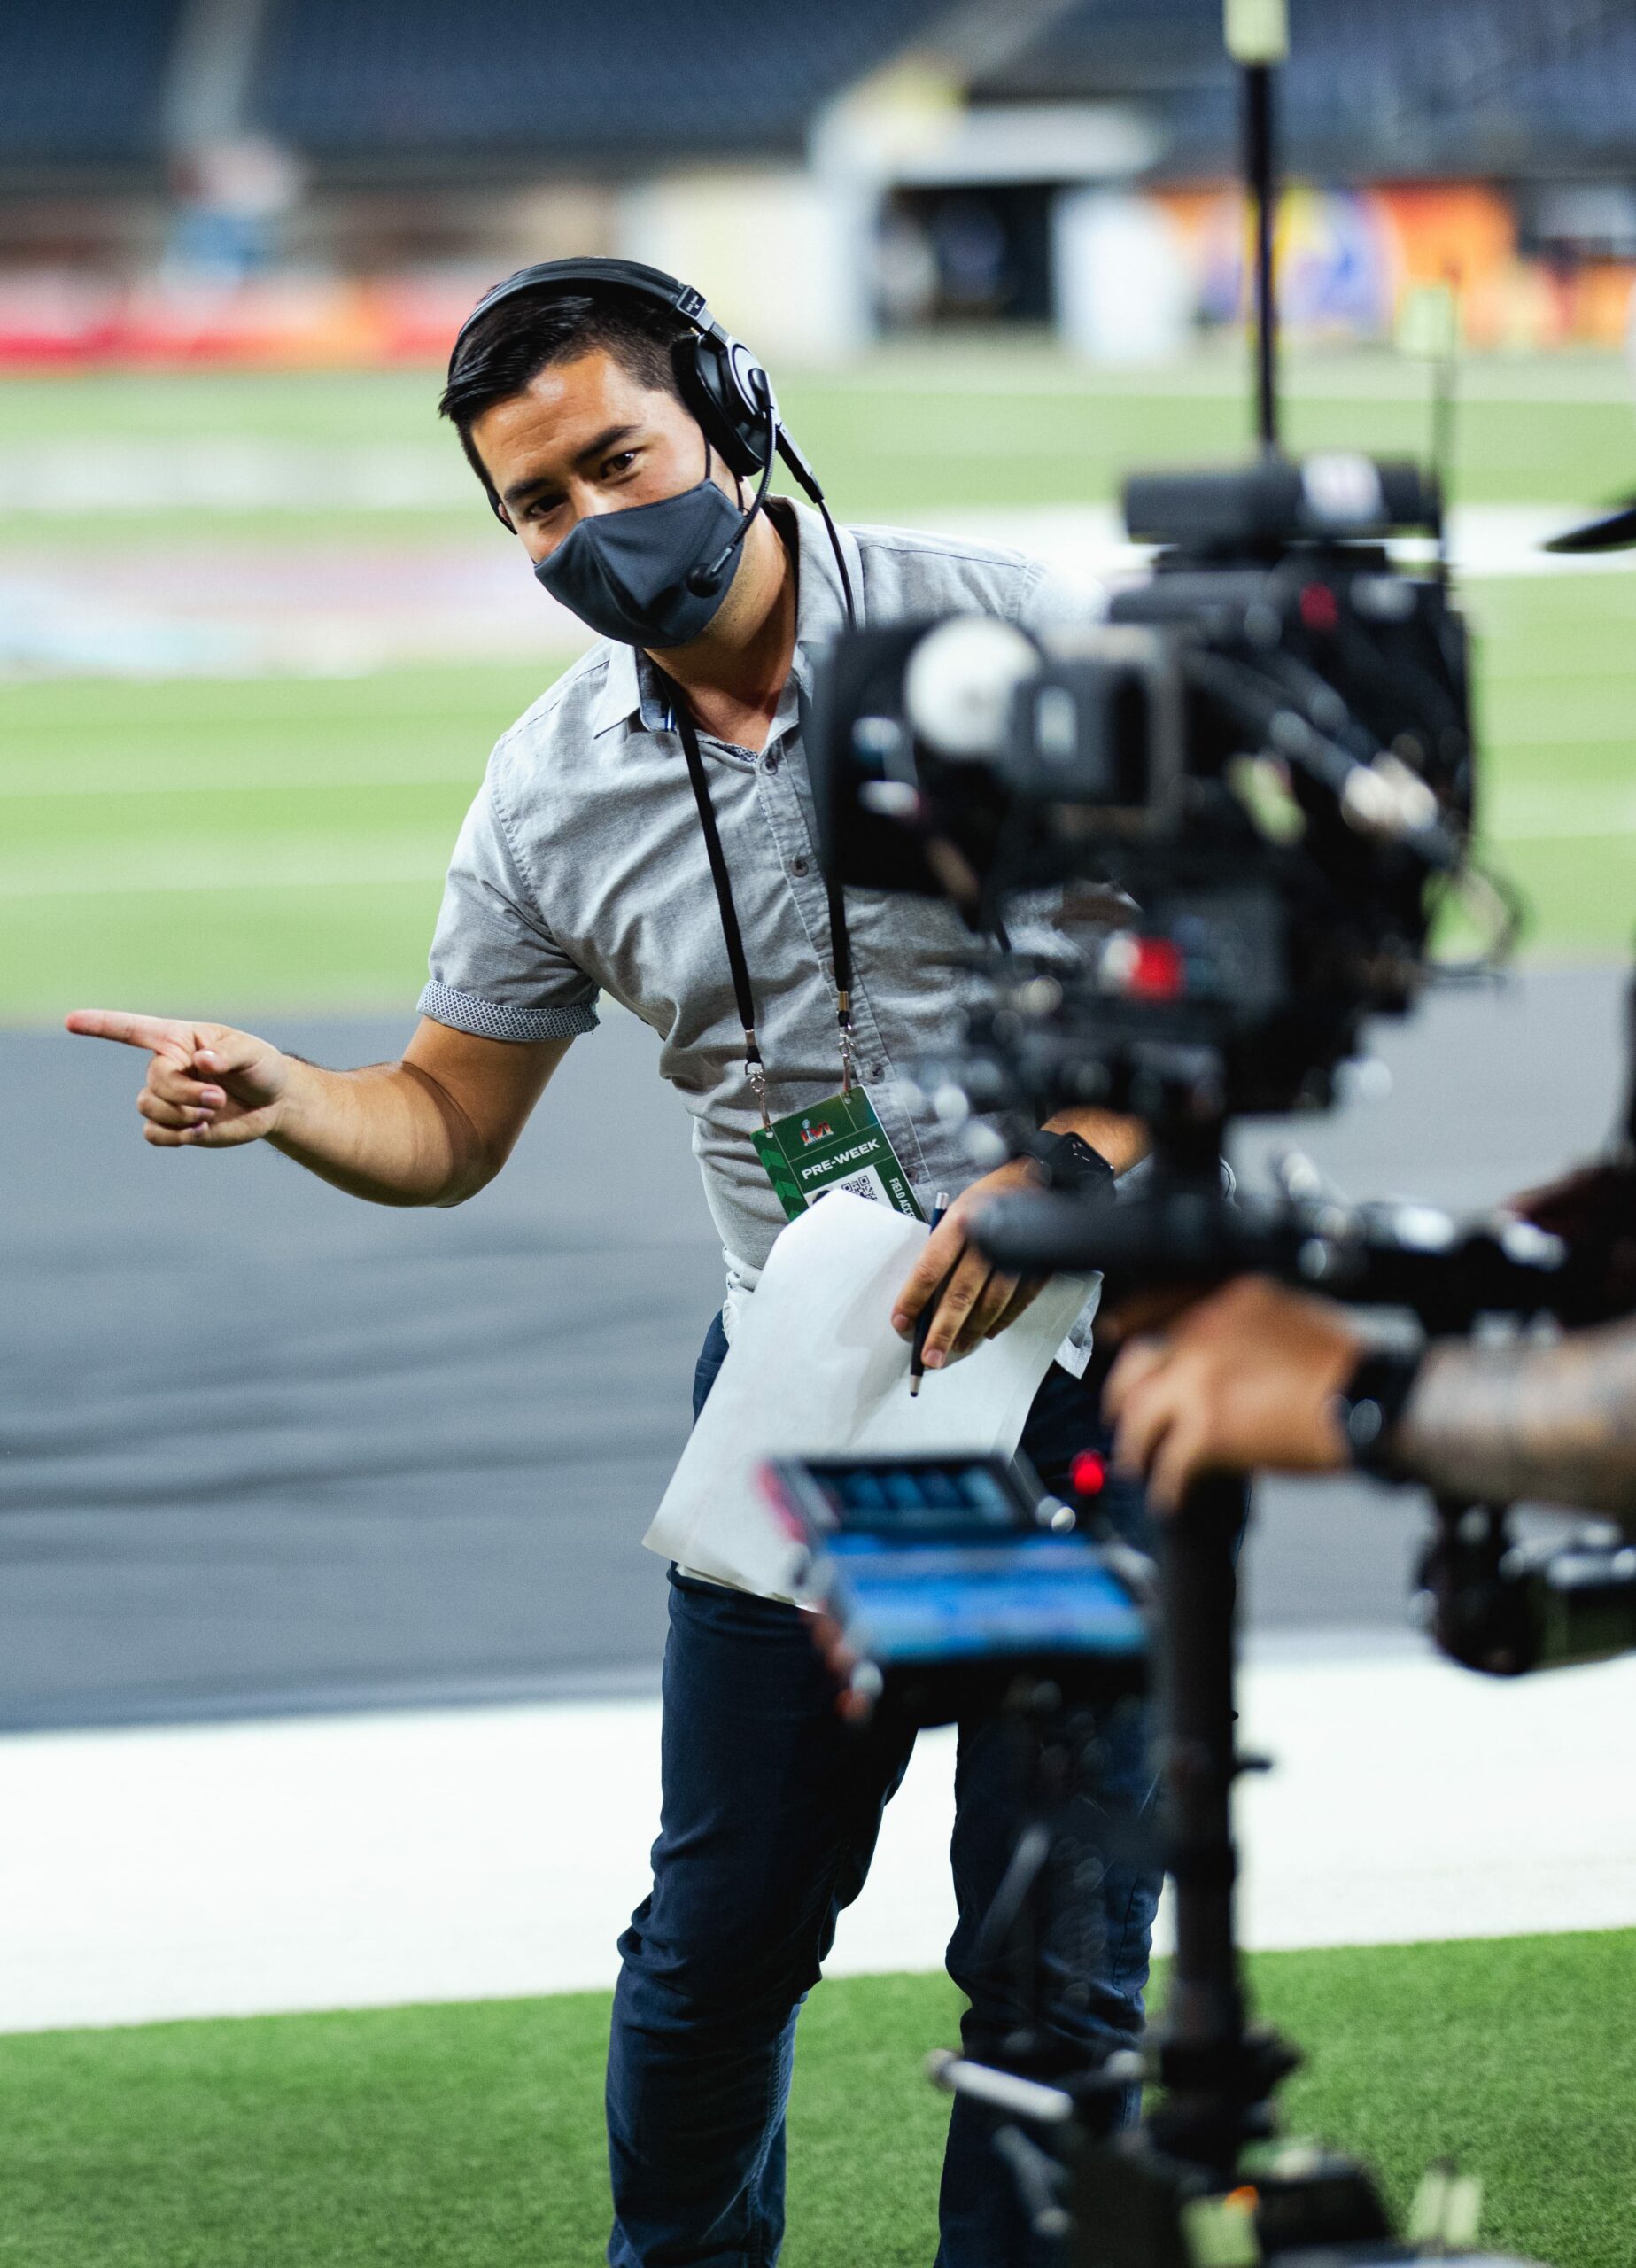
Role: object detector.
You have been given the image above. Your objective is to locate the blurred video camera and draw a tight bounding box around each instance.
[812,449,1474,1136]
[795,225,1582,2268]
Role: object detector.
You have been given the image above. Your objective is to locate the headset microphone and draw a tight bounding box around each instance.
[686,391,779,599]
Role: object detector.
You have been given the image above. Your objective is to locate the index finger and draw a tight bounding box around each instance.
[65,1010,198,1065]
[892,1212,968,1328]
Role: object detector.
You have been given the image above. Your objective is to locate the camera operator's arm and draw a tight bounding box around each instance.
[892,1108,1147,1368]
[1105,1275,1636,1528]
[1392,1320,1636,1527]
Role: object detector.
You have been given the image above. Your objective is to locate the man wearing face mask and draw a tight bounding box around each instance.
[67,261,1155,2268]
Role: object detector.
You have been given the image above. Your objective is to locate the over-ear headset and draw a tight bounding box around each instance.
[450,256,821,493]
[449,255,855,621]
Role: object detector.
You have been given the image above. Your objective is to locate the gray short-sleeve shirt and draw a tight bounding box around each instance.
[420,499,1090,1309]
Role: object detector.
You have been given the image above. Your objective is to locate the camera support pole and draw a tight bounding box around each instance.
[1226,0,1289,454]
[1121,1110,1296,2171]
[1151,1468,1292,2171]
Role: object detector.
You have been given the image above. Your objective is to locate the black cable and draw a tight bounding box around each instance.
[817,495,858,631]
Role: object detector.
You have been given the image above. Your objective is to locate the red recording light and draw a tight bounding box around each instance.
[1070,1450,1107,1498]
[1299,581,1340,633]
[1128,937,1184,999]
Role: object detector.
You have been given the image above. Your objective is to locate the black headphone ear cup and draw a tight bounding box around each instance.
[673,332,771,480]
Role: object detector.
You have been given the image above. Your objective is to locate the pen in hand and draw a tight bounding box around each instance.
[909,1192,950,1398]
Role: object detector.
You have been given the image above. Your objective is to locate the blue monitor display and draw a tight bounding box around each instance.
[826,1533,1148,1665]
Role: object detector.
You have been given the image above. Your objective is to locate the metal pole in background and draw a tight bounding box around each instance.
[1225,0,1290,456]
[1244,63,1277,453]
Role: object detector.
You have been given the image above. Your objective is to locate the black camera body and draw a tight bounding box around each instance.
[814,454,1474,1132]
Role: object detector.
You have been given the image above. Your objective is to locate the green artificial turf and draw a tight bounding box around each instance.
[0,1934,1631,2267]
[0,664,555,1021]
[6,346,1636,532]
[4,347,1636,1020]
[3,572,1632,1022]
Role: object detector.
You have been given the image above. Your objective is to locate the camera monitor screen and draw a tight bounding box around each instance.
[764,1454,1149,1668]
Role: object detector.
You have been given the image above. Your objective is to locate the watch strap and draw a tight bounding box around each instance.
[1020,1130,1118,1205]
[1334,1345,1424,1479]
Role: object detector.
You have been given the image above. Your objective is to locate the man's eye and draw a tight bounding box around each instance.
[604,451,638,477]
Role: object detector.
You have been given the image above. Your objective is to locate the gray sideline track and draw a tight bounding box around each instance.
[1,964,1627,1729]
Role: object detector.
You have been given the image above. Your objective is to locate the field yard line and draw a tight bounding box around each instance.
[1491,816,1636,840]
[2,822,1631,905]
[0,842,450,897]
[2,1637,1632,2032]
[0,763,483,796]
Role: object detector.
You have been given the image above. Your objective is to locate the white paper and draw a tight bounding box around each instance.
[644,1193,1095,1599]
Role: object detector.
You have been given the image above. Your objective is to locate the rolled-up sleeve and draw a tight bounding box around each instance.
[417,769,600,1044]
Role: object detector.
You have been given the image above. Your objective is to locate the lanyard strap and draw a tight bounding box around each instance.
[667,684,857,1129]
[826,868,857,1094]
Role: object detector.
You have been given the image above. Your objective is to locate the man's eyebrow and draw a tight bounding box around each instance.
[500,423,643,511]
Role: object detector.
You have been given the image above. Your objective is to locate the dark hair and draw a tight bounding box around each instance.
[439,286,694,503]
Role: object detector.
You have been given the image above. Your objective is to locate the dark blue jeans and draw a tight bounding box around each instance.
[606,1314,1159,2268]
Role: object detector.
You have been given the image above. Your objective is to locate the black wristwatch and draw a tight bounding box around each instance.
[1019,1130,1118,1205]
[1333,1345,1425,1479]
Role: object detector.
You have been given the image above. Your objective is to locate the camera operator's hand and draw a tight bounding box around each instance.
[1105,1276,1361,1511]
[66,1010,293,1147]
[1505,1156,1636,1323]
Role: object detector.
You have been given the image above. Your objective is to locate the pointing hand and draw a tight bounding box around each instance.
[66,1010,291,1150]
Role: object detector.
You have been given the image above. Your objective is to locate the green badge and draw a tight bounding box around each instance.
[752,1088,925,1225]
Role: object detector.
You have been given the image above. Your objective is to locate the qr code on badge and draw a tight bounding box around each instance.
[816,1167,888,1207]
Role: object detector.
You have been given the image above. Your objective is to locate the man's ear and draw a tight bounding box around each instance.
[488,492,516,533]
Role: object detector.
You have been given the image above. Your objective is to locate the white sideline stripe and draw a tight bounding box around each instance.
[923,501,1636,582]
[2,1640,1632,2034]
[4,357,1635,514]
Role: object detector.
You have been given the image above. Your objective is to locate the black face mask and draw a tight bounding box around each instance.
[533,444,749,649]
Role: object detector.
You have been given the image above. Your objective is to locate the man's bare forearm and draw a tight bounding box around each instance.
[1394,1317,1636,1529]
[268,1056,487,1207]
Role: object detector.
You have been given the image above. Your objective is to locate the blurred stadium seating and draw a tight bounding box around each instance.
[987,0,1636,179]
[3,0,1636,365]
[252,0,941,167]
[0,3,179,175]
[5,0,1636,190]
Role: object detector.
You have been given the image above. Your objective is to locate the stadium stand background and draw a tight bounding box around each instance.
[6,0,1636,188]
[2,4,1636,365]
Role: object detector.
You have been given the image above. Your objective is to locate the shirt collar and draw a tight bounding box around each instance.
[585,500,858,741]
[590,640,665,739]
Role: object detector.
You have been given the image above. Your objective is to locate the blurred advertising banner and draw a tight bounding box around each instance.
[2,183,1632,372]
[0,268,487,369]
[1153,181,1635,353]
